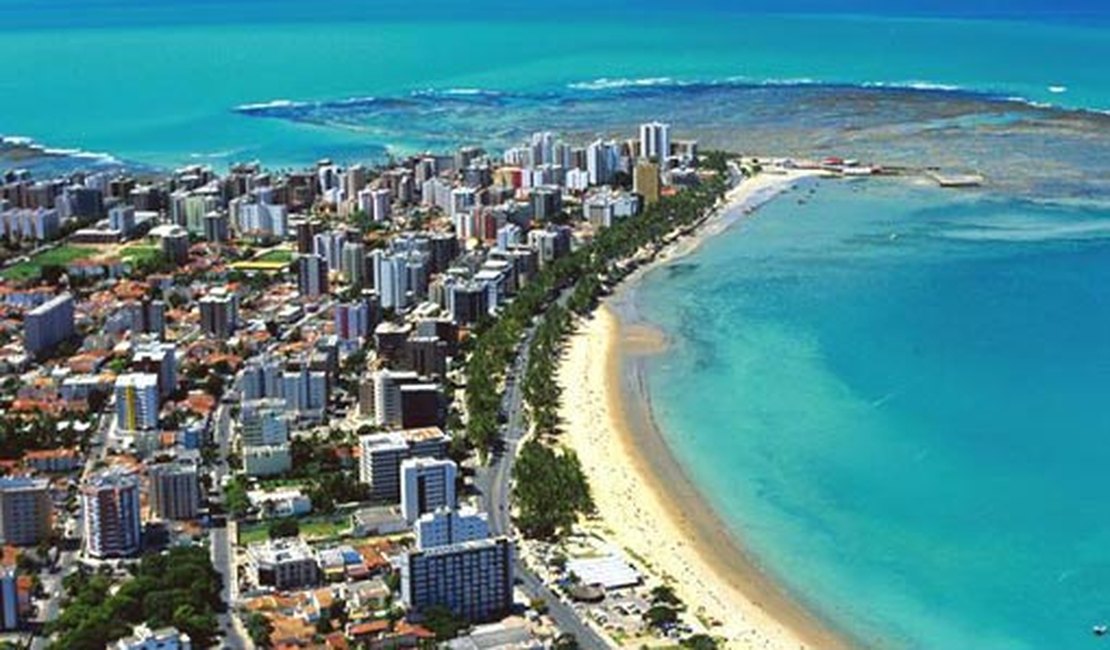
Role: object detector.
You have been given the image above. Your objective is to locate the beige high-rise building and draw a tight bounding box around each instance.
[0,477,52,546]
[633,161,661,206]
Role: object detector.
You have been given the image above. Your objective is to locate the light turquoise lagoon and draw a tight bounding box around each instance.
[635,179,1110,649]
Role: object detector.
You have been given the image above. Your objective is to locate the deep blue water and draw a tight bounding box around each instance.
[0,1,1108,173]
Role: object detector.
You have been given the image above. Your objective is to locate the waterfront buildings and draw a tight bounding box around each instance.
[358,428,449,502]
[24,292,75,357]
[634,160,661,206]
[1,118,707,643]
[83,469,142,558]
[639,121,671,162]
[0,477,52,546]
[399,537,514,622]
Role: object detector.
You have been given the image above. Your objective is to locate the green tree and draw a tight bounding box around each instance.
[511,440,593,539]
[682,634,719,650]
[225,476,251,518]
[245,612,273,648]
[267,517,300,539]
[643,604,679,629]
[421,605,468,640]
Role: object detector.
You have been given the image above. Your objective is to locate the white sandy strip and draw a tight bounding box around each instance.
[555,172,836,650]
[558,309,818,650]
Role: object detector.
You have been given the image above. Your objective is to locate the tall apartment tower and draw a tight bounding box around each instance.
[114,373,160,431]
[82,469,142,558]
[198,288,238,339]
[148,460,200,521]
[400,537,514,622]
[400,457,457,523]
[295,253,329,298]
[639,121,671,162]
[24,292,75,357]
[0,477,52,546]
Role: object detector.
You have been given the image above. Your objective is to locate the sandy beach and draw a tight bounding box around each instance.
[555,171,850,649]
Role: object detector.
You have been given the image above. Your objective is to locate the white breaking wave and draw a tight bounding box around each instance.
[568,76,680,91]
[1,135,121,165]
[233,99,309,112]
[860,80,964,92]
[1,135,36,147]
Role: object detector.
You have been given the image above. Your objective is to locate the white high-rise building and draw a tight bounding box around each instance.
[414,506,489,549]
[369,188,392,222]
[240,399,291,446]
[400,457,457,523]
[370,250,411,310]
[114,373,160,431]
[450,187,477,219]
[639,121,671,161]
[370,368,420,429]
[238,357,284,401]
[312,230,346,271]
[24,292,75,357]
[358,432,409,502]
[495,223,521,251]
[530,131,554,166]
[108,205,136,237]
[236,202,288,239]
[280,368,328,415]
[586,139,618,186]
[132,339,176,399]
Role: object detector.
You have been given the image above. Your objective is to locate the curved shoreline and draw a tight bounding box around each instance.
[556,172,854,649]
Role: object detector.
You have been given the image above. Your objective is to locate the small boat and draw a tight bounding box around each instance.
[1093,624,1108,637]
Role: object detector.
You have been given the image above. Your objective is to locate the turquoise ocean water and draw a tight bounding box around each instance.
[635,180,1110,649]
[2,2,1109,647]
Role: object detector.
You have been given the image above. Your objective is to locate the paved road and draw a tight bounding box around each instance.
[476,304,610,650]
[210,401,251,649]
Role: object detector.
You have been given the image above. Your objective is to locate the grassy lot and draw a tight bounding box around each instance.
[119,243,162,265]
[301,516,350,540]
[1,244,99,281]
[237,523,270,546]
[237,514,350,546]
[256,248,295,264]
